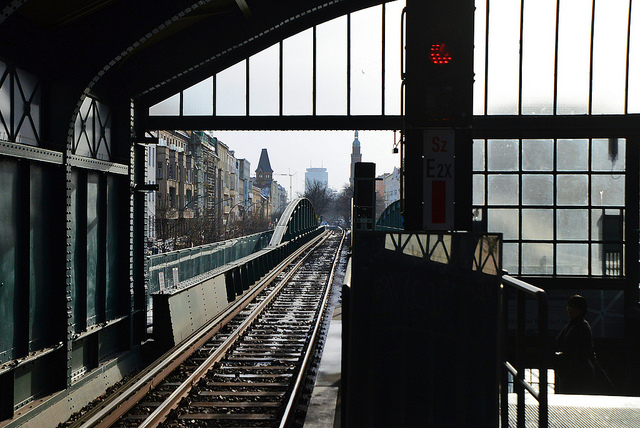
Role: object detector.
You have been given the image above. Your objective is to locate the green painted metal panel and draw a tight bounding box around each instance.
[105,176,121,321]
[98,323,123,361]
[71,339,89,380]
[70,171,82,333]
[376,200,403,231]
[28,164,56,351]
[86,173,99,327]
[0,159,18,363]
[146,232,273,294]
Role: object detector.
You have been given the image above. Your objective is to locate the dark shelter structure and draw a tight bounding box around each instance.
[1,0,640,426]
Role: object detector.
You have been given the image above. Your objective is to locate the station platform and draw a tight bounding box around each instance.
[304,303,342,428]
[302,300,640,428]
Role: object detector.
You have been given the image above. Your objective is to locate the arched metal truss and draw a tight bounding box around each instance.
[269,198,320,247]
[376,199,402,230]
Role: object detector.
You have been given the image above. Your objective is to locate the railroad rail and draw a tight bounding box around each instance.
[68,229,345,427]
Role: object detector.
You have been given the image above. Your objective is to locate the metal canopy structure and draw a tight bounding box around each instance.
[0,1,407,425]
[1,0,390,111]
[2,0,640,425]
[0,1,400,424]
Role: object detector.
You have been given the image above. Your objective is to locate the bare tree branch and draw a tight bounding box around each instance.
[303,179,334,220]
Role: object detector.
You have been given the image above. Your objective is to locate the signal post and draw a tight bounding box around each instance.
[403,0,475,232]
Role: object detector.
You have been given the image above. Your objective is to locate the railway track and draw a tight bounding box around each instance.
[69,229,345,428]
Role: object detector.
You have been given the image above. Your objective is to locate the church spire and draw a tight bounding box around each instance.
[350,131,362,188]
[255,148,273,189]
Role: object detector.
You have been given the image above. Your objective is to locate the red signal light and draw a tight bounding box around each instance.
[430,43,451,64]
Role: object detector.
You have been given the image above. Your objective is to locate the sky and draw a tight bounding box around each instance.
[149,0,638,201]
[150,2,406,200]
[212,130,401,198]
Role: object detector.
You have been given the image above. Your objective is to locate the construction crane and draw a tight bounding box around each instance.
[274,170,297,202]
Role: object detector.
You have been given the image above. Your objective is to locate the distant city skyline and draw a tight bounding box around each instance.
[305,166,329,191]
[213,130,401,198]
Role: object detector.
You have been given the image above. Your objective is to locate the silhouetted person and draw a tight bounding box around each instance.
[555,294,594,394]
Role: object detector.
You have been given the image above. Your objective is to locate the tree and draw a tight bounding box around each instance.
[303,179,334,220]
[154,195,226,252]
[335,183,353,226]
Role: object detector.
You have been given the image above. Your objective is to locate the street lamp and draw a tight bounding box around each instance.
[225,200,248,239]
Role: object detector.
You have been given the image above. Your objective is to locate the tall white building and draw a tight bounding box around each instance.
[305,167,328,191]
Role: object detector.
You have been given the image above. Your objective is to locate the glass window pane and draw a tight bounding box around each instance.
[591,243,603,275]
[0,63,9,141]
[96,100,111,161]
[473,174,485,205]
[522,243,554,274]
[488,139,519,171]
[629,1,640,112]
[249,46,279,115]
[557,0,591,114]
[557,175,588,205]
[592,242,624,276]
[317,16,347,115]
[75,97,94,157]
[70,170,80,332]
[557,209,589,240]
[503,242,519,275]
[522,209,553,240]
[591,0,629,114]
[14,68,40,146]
[557,244,588,275]
[284,29,313,115]
[592,175,625,206]
[487,208,519,240]
[473,0,487,115]
[87,173,99,327]
[106,176,121,320]
[557,139,588,171]
[592,209,604,240]
[13,69,35,145]
[487,0,520,114]
[351,5,382,115]
[522,0,556,114]
[592,138,625,171]
[523,175,553,205]
[473,139,485,171]
[150,92,180,116]
[523,139,553,171]
[184,77,213,116]
[488,175,519,205]
[217,61,246,115]
[384,2,403,115]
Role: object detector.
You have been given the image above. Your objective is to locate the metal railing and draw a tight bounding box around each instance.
[501,273,549,428]
[147,231,273,293]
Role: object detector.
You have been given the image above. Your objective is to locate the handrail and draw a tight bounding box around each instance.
[501,273,549,428]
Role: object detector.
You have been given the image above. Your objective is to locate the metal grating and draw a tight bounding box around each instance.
[504,394,640,428]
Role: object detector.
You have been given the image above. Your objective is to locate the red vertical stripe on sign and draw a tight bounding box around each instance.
[432,181,446,223]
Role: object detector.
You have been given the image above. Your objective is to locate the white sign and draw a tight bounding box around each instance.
[423,129,455,230]
[172,267,179,288]
[158,271,166,291]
